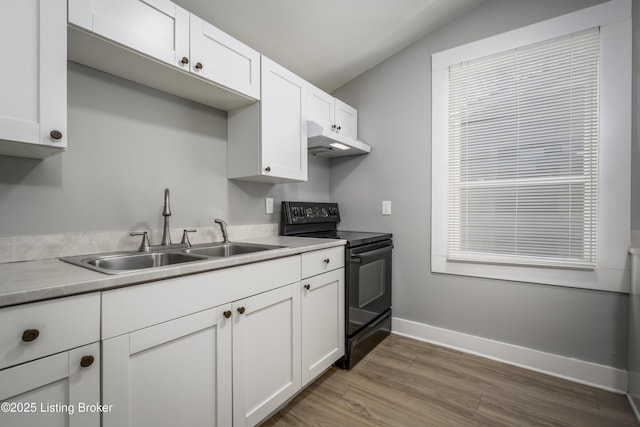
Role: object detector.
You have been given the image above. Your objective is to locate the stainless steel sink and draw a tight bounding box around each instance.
[60,242,287,274]
[62,251,208,274]
[184,242,284,257]
[88,252,205,271]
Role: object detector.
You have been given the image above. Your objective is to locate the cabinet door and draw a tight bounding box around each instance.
[0,0,66,157]
[307,84,334,130]
[334,99,358,139]
[261,56,308,182]
[233,284,301,427]
[102,306,232,427]
[301,269,345,386]
[190,14,260,100]
[69,0,189,68]
[0,343,100,427]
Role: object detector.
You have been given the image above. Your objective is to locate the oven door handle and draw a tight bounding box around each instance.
[350,244,394,263]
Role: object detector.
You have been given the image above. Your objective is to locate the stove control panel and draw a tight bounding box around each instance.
[281,201,340,224]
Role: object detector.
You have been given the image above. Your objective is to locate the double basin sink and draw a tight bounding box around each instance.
[61,242,286,275]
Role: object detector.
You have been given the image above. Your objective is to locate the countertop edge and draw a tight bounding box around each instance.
[0,237,346,308]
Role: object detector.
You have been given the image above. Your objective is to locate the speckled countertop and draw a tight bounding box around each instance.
[0,236,345,308]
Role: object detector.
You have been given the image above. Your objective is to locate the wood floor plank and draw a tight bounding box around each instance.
[411,349,598,410]
[263,334,639,427]
[330,364,483,425]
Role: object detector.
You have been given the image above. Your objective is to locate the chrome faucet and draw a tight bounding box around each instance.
[215,218,229,243]
[161,188,172,245]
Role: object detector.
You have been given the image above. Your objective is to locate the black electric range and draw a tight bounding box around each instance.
[281,201,393,369]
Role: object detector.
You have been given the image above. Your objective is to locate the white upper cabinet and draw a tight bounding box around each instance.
[261,57,308,181]
[308,84,358,139]
[334,98,358,140]
[0,0,67,159]
[68,0,260,109]
[307,87,334,131]
[190,14,260,100]
[68,0,189,68]
[228,56,308,183]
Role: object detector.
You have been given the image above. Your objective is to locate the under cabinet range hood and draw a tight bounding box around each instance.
[307,120,372,158]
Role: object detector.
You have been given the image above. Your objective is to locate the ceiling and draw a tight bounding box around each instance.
[172,0,483,93]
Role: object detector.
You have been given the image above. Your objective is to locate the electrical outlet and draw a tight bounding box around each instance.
[265,197,274,214]
[382,200,391,215]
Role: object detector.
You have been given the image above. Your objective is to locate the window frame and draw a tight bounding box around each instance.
[431,0,631,292]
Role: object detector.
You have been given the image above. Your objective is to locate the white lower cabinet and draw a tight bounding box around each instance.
[0,342,100,427]
[301,268,345,386]
[232,284,301,427]
[0,249,344,426]
[102,306,233,427]
[0,293,101,427]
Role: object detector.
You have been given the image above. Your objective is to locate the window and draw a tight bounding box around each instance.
[448,29,599,269]
[431,0,631,292]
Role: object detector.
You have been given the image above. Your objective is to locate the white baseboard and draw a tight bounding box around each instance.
[392,317,628,393]
[628,394,640,423]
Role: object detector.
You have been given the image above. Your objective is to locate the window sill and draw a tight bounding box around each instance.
[431,254,629,293]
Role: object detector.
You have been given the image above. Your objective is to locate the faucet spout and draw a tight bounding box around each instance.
[162,188,171,216]
[215,218,229,243]
[161,188,172,245]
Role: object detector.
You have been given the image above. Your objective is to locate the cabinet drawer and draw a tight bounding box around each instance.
[0,294,100,370]
[301,246,345,279]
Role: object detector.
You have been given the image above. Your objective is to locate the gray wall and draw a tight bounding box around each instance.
[0,63,330,237]
[331,0,629,368]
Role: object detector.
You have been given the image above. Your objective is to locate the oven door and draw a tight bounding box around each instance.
[346,240,393,336]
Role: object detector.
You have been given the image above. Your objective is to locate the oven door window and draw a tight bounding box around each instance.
[358,259,385,307]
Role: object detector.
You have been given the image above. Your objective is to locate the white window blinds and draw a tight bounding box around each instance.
[447,28,599,269]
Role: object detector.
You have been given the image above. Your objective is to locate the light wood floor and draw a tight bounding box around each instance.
[263,334,639,426]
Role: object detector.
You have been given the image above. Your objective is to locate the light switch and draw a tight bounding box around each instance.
[382,200,391,215]
[265,197,274,214]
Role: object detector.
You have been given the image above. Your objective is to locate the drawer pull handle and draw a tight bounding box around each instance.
[21,329,39,342]
[80,355,94,368]
[304,284,311,290]
[223,310,232,319]
[324,258,330,264]
[50,130,63,140]
[195,62,203,70]
[180,56,189,65]
[237,306,246,315]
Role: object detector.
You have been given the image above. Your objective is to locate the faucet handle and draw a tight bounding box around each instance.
[181,229,197,247]
[130,231,151,252]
